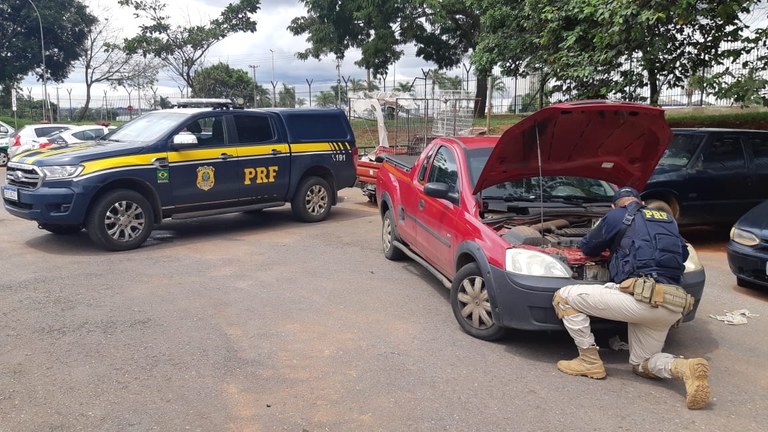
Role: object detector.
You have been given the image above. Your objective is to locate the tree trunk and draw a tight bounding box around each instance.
[78,84,92,122]
[647,66,659,106]
[474,75,488,118]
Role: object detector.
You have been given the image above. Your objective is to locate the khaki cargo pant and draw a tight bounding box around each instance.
[555,283,683,378]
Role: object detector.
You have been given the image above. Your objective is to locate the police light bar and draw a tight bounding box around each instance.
[176,98,234,108]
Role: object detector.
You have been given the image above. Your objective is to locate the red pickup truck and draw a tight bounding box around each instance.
[375,101,706,341]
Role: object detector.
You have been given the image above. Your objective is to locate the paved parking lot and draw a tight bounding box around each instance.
[1,167,766,431]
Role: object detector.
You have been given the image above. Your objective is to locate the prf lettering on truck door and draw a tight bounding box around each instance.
[244,166,279,184]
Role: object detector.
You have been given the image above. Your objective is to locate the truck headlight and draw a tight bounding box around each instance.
[505,248,572,278]
[730,226,759,247]
[683,244,703,273]
[40,165,84,180]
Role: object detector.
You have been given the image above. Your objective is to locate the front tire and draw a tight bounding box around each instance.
[38,223,82,235]
[382,209,405,260]
[86,189,154,251]
[291,176,333,222]
[0,150,8,167]
[450,263,507,341]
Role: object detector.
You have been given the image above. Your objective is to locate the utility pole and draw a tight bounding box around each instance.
[270,49,277,107]
[248,64,259,107]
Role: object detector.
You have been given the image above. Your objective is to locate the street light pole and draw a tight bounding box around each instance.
[270,49,277,107]
[27,0,50,122]
[248,64,259,107]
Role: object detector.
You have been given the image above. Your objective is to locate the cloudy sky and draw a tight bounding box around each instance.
[22,0,451,105]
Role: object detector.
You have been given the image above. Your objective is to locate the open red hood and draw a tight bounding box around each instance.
[472,101,672,194]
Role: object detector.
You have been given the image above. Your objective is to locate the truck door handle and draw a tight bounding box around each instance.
[152,157,169,169]
[419,199,425,210]
[270,149,283,155]
[219,153,234,160]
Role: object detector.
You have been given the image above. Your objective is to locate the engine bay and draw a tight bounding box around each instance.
[491,215,612,282]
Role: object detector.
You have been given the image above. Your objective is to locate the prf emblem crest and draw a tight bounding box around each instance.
[196,166,215,191]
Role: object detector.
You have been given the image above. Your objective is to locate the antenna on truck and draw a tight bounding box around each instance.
[535,122,545,239]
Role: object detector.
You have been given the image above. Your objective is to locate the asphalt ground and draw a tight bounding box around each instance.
[1,168,766,431]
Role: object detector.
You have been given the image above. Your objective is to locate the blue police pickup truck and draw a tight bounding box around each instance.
[2,100,357,251]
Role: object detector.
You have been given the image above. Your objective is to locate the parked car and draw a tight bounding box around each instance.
[7,123,74,158]
[32,125,112,148]
[727,200,768,288]
[641,128,768,225]
[375,101,706,340]
[0,121,14,167]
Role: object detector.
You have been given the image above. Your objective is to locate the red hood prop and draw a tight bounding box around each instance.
[473,101,672,194]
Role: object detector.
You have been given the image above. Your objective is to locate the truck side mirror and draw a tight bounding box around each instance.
[424,182,459,205]
[171,132,198,150]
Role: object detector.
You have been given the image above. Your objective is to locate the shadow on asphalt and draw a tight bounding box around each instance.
[23,205,376,256]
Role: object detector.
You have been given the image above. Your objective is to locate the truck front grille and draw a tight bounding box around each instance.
[6,162,43,190]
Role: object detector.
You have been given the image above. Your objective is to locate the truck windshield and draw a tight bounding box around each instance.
[465,147,614,202]
[103,112,189,143]
[659,133,705,167]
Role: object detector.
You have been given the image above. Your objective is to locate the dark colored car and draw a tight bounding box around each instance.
[727,200,768,288]
[641,128,768,225]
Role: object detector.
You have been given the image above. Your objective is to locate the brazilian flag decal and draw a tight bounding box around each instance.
[157,169,170,183]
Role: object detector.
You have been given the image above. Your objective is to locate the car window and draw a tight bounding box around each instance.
[427,146,459,192]
[701,137,745,171]
[417,144,439,183]
[483,177,615,201]
[747,136,768,172]
[72,129,103,140]
[661,133,705,167]
[233,114,275,144]
[108,112,188,142]
[47,134,67,144]
[36,126,67,137]
[180,116,226,147]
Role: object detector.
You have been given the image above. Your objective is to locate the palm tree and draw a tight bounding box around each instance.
[315,91,337,107]
[278,83,296,108]
[395,81,413,93]
[349,78,367,92]
[296,97,307,107]
[491,75,507,98]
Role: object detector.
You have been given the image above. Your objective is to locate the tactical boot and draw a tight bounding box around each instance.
[557,346,606,379]
[671,358,711,409]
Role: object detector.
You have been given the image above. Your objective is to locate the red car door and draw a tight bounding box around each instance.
[416,144,464,277]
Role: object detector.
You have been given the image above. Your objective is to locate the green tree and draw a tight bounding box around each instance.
[290,0,490,116]
[472,0,759,106]
[490,75,506,98]
[315,91,336,107]
[0,0,97,91]
[278,84,296,108]
[193,63,253,103]
[395,81,413,93]
[348,78,368,93]
[296,97,307,107]
[118,0,261,94]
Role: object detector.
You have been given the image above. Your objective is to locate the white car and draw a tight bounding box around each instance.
[7,123,75,158]
[36,125,113,148]
[0,120,14,166]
